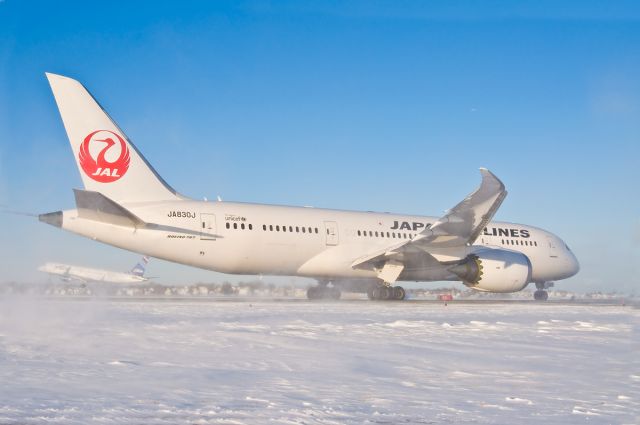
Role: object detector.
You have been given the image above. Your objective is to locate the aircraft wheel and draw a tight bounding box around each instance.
[379,286,392,300]
[533,290,548,301]
[372,286,382,300]
[393,286,406,300]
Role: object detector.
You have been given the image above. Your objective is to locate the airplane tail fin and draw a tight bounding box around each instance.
[130,256,150,277]
[46,73,183,203]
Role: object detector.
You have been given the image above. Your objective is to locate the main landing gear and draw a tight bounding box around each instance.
[533,290,548,301]
[307,284,341,300]
[533,281,553,301]
[367,285,406,301]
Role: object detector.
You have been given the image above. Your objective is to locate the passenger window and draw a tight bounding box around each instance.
[375,231,379,237]
[302,227,306,233]
[232,223,237,229]
[276,225,280,231]
[241,223,245,230]
[386,232,390,238]
[249,224,253,230]
[357,230,361,236]
[314,228,318,234]
[262,224,266,231]
[296,226,300,232]
[289,226,293,232]
[269,225,273,231]
[226,223,230,229]
[369,231,373,237]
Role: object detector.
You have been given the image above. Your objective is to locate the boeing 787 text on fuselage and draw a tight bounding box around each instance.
[39,73,579,301]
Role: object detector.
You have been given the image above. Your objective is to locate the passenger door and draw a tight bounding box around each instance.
[200,213,217,241]
[324,221,339,246]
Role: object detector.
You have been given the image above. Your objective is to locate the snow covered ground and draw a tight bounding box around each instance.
[0,297,638,424]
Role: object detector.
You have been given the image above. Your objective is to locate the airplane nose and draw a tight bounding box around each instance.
[566,251,580,278]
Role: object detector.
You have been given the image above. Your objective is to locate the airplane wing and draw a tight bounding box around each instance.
[412,168,506,248]
[351,168,507,282]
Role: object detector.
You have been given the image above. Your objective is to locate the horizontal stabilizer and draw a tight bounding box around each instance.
[74,189,145,227]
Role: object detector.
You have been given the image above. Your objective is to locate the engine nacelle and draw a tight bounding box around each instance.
[449,249,532,293]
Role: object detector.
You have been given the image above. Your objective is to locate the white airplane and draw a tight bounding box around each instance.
[38,73,579,301]
[39,256,151,284]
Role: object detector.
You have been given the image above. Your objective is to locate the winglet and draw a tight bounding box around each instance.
[472,168,507,242]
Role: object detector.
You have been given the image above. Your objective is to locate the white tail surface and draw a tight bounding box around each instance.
[46,73,182,203]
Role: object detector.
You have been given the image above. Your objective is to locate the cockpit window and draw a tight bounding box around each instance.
[565,243,572,252]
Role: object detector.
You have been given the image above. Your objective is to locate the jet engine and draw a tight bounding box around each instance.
[448,249,531,293]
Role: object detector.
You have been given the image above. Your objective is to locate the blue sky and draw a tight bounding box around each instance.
[0,1,638,293]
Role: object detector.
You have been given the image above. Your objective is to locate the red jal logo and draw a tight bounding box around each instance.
[79,130,130,182]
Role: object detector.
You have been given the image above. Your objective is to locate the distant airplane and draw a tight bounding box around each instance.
[39,256,150,284]
[38,73,579,301]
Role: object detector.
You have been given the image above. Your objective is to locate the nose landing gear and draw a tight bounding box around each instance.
[533,290,549,301]
[533,281,553,301]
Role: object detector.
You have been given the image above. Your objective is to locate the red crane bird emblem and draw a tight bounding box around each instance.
[78,130,130,183]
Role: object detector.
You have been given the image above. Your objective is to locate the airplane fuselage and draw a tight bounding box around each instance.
[50,200,579,289]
